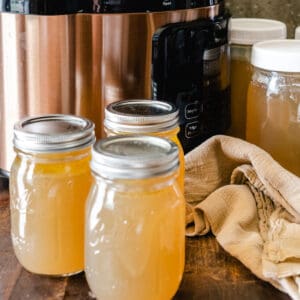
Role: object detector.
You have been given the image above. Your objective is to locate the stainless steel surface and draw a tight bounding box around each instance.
[0,4,223,170]
[0,13,76,168]
[75,5,223,139]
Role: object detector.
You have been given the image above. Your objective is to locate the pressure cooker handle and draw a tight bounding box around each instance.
[0,169,9,192]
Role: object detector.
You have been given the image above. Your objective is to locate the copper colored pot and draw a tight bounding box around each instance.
[0,1,228,171]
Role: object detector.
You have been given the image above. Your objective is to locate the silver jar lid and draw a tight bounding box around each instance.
[91,135,179,179]
[13,114,95,153]
[104,99,179,133]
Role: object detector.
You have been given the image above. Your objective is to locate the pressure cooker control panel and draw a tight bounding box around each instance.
[152,13,230,153]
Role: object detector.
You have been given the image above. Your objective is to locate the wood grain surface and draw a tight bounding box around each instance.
[0,186,291,300]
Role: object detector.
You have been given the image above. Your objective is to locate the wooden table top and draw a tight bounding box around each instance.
[0,180,291,300]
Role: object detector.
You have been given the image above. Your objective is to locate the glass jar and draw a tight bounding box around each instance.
[10,114,95,276]
[228,18,286,139]
[104,99,185,192]
[296,26,300,39]
[85,135,185,300]
[246,40,300,176]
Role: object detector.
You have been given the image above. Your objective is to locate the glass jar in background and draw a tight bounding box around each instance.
[295,26,300,39]
[85,135,185,300]
[10,114,95,276]
[104,99,185,192]
[228,18,286,139]
[246,40,300,176]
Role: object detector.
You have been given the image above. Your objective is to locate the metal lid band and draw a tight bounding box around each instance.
[91,135,179,179]
[13,114,95,153]
[104,99,179,133]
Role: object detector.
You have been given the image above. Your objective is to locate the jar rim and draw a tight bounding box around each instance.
[104,99,179,133]
[90,135,179,179]
[13,114,95,153]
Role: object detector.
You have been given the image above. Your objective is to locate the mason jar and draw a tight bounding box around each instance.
[104,99,185,192]
[10,114,95,276]
[228,18,286,139]
[85,135,185,300]
[296,26,300,39]
[246,40,300,176]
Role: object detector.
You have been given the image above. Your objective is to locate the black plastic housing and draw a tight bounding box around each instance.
[0,0,223,14]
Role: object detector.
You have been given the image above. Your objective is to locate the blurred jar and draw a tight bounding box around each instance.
[85,135,185,300]
[246,40,300,176]
[104,99,185,192]
[228,18,286,139]
[295,26,300,39]
[10,114,95,276]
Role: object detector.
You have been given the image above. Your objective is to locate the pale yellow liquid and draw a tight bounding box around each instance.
[106,127,185,193]
[246,80,300,176]
[10,149,92,275]
[85,176,185,300]
[228,58,252,139]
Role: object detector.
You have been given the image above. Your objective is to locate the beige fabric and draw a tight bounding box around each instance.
[185,135,300,300]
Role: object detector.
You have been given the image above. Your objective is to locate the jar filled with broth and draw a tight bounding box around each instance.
[228,18,286,139]
[104,99,185,191]
[85,135,185,300]
[10,114,95,276]
[246,40,300,176]
[296,26,300,39]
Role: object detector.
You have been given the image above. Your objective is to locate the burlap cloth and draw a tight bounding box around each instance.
[185,135,300,300]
